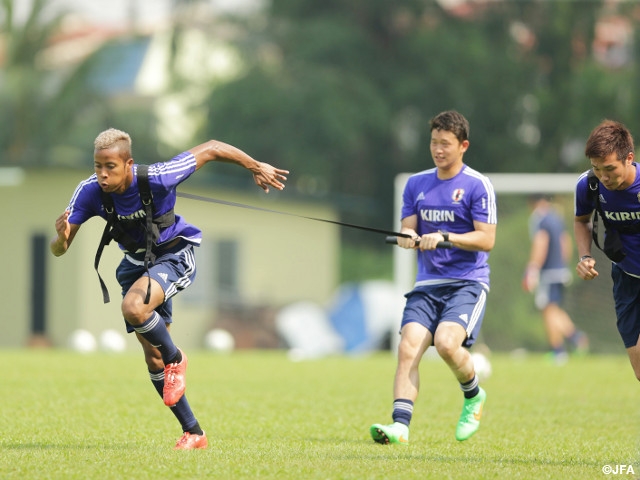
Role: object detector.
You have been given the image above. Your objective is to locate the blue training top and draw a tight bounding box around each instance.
[529,205,571,284]
[66,151,202,251]
[401,164,497,289]
[575,164,640,276]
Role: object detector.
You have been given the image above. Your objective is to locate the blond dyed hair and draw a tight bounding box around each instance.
[94,128,132,161]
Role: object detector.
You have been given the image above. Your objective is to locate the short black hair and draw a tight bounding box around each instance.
[429,110,470,143]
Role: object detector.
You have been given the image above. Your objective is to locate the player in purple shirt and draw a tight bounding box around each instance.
[66,150,204,248]
[523,195,589,364]
[575,119,640,382]
[370,111,496,445]
[51,128,288,449]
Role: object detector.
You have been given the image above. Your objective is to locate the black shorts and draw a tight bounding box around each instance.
[611,263,640,348]
[115,241,197,333]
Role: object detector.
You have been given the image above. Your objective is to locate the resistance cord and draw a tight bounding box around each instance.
[176,191,452,248]
[177,191,409,238]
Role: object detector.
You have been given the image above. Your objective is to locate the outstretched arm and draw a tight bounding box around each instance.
[50,210,80,256]
[190,140,288,193]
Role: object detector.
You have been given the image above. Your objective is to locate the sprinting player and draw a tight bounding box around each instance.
[50,128,288,449]
[523,194,589,364]
[370,110,496,444]
[575,119,640,381]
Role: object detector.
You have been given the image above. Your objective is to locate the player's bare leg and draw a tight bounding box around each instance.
[370,323,432,445]
[136,329,206,449]
[434,322,486,441]
[122,276,187,406]
[626,335,640,382]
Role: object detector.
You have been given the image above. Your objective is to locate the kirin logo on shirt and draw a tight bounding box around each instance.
[117,209,146,221]
[452,189,465,202]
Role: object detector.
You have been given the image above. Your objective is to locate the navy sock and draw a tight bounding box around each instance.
[391,399,414,426]
[568,330,584,347]
[134,312,178,364]
[552,345,566,356]
[460,375,480,399]
[149,369,201,434]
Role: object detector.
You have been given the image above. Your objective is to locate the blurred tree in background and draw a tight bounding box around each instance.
[198,0,640,244]
[3,0,639,210]
[0,0,102,165]
[0,0,165,167]
[1,0,639,351]
[0,0,64,165]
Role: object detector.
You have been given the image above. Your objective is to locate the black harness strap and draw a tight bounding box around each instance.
[94,165,175,304]
[587,170,640,261]
[94,198,117,304]
[587,170,605,253]
[138,165,155,305]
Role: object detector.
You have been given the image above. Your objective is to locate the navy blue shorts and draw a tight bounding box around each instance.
[534,282,564,310]
[401,281,487,348]
[115,240,197,333]
[611,264,640,348]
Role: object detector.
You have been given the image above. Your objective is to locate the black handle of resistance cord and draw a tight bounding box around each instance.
[384,236,453,249]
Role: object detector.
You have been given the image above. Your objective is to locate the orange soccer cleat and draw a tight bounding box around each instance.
[174,431,208,450]
[163,348,188,407]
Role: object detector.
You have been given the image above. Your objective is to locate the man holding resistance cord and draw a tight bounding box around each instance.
[574,119,640,381]
[370,110,497,444]
[51,128,288,449]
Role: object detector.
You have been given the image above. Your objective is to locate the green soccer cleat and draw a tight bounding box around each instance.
[572,331,590,357]
[369,422,409,445]
[455,387,486,442]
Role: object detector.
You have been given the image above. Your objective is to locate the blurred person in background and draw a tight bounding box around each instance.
[523,194,589,364]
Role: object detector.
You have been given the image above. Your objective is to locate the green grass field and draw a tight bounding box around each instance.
[0,349,637,479]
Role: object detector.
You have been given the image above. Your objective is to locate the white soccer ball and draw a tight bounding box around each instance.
[471,352,492,382]
[204,328,235,353]
[99,329,126,352]
[68,329,97,353]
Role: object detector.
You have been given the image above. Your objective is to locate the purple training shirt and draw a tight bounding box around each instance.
[575,164,640,276]
[66,151,202,251]
[401,164,497,288]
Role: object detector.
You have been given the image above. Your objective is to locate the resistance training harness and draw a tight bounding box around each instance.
[587,170,640,262]
[92,167,456,303]
[94,165,175,304]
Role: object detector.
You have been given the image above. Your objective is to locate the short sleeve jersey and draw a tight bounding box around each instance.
[67,151,202,249]
[401,164,497,288]
[575,164,640,275]
[529,207,570,283]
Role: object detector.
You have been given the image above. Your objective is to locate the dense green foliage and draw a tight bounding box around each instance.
[200,0,640,239]
[3,0,640,229]
[0,0,165,166]
[0,1,636,352]
[0,350,636,479]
